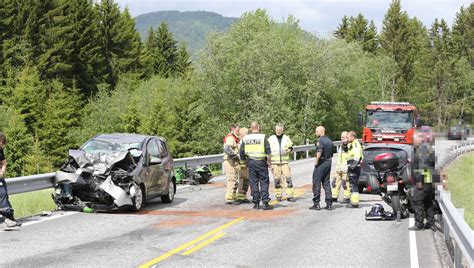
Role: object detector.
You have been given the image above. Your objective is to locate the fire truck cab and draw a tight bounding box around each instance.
[358,102,420,145]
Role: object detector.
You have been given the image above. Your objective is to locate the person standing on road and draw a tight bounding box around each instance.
[331,131,351,204]
[310,126,334,210]
[268,123,295,202]
[223,124,241,205]
[346,131,363,208]
[0,132,20,228]
[409,131,437,231]
[234,127,250,205]
[240,122,273,210]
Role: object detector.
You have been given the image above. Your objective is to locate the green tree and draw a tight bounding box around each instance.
[40,81,82,167]
[2,108,32,177]
[24,135,52,174]
[155,22,177,77]
[451,4,474,67]
[380,0,427,100]
[141,27,157,78]
[334,16,350,39]
[175,42,192,78]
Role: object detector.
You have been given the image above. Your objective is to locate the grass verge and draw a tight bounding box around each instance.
[445,152,474,229]
[9,188,57,219]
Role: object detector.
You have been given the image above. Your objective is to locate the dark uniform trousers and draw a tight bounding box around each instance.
[411,183,435,228]
[0,177,14,220]
[312,160,332,205]
[247,159,270,203]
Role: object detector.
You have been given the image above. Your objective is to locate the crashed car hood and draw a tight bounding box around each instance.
[68,149,136,175]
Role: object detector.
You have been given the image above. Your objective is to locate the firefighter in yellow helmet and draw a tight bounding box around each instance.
[331,131,351,203]
[223,124,240,204]
[347,131,363,208]
[268,123,295,202]
[234,127,250,205]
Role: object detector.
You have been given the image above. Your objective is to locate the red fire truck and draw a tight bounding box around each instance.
[358,102,420,145]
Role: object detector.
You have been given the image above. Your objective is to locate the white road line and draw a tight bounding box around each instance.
[20,211,79,227]
[409,217,420,268]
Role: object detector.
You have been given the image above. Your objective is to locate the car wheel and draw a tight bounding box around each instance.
[131,184,145,212]
[161,178,176,203]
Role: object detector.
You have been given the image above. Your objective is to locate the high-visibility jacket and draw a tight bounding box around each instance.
[243,134,267,160]
[347,139,363,164]
[335,144,349,172]
[268,135,293,164]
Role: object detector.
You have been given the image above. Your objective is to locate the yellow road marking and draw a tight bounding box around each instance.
[181,232,226,256]
[139,217,244,268]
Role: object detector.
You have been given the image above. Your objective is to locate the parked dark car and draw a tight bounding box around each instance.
[53,133,176,212]
[359,143,414,193]
[448,123,470,140]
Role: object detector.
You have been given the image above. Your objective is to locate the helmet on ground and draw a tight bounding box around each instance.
[369,203,385,216]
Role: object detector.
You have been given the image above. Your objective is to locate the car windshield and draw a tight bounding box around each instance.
[363,148,408,167]
[366,110,414,129]
[82,139,143,156]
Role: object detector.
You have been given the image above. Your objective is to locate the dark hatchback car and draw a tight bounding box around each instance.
[359,143,414,193]
[53,133,176,212]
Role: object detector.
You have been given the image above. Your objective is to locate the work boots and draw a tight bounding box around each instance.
[262,202,273,210]
[252,202,261,209]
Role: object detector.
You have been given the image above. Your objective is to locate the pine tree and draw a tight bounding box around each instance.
[141,27,157,78]
[24,135,52,174]
[114,7,141,74]
[37,0,75,87]
[155,22,177,77]
[347,13,368,43]
[334,16,350,39]
[10,67,47,134]
[175,42,192,78]
[69,0,105,96]
[40,81,82,167]
[364,21,378,53]
[97,1,142,86]
[380,0,425,100]
[2,108,33,177]
[451,4,474,67]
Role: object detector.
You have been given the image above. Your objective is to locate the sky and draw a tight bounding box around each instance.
[115,0,471,37]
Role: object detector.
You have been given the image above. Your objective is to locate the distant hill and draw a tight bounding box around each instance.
[135,11,238,57]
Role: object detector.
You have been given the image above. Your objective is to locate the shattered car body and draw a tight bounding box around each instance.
[53,134,176,212]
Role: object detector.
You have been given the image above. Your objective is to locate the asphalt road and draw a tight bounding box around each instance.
[0,157,448,267]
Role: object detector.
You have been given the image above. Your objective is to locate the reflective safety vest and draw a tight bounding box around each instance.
[268,135,293,164]
[335,145,349,172]
[243,133,267,160]
[348,139,363,163]
[416,168,433,183]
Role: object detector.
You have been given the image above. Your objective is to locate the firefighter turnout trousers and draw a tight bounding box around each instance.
[348,166,361,206]
[331,171,351,200]
[237,163,249,201]
[224,159,240,201]
[271,164,294,199]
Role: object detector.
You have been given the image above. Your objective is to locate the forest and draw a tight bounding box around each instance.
[0,0,472,177]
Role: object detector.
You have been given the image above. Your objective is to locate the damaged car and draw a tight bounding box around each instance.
[53,134,176,212]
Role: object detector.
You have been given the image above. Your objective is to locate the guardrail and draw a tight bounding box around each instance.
[436,139,474,267]
[7,141,343,196]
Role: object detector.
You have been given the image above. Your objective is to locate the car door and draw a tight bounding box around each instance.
[157,140,172,194]
[143,139,164,196]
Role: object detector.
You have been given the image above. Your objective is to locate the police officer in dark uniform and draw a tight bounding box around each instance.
[310,126,334,210]
[240,122,273,210]
[0,132,20,227]
[409,130,438,231]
